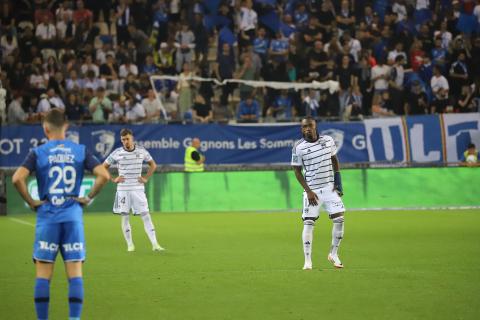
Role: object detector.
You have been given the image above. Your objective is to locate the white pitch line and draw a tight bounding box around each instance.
[9,217,35,227]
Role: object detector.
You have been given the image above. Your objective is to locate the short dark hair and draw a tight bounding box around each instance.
[468,143,476,149]
[120,128,133,137]
[43,109,67,129]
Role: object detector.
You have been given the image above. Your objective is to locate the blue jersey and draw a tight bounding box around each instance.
[22,139,100,224]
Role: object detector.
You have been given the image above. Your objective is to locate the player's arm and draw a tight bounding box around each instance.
[12,167,45,210]
[331,154,343,196]
[293,166,319,206]
[103,153,124,183]
[139,159,156,183]
[75,150,110,206]
[12,151,45,210]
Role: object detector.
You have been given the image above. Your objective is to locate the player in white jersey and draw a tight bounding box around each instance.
[103,128,165,252]
[291,117,345,270]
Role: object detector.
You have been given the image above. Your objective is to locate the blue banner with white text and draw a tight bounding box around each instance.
[1,113,479,168]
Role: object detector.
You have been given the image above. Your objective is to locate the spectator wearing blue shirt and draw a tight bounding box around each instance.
[237,96,260,122]
[269,32,289,63]
[142,54,159,75]
[294,3,309,29]
[253,27,269,62]
[267,90,294,120]
[431,38,448,70]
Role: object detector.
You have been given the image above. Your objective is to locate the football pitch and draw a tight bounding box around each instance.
[0,210,479,320]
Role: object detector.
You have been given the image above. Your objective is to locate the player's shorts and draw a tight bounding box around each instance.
[113,190,149,215]
[302,186,345,220]
[33,221,85,263]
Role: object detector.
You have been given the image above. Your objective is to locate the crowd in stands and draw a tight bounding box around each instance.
[2,0,480,125]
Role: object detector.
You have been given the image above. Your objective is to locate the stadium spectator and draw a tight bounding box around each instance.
[389,55,407,115]
[142,89,167,122]
[237,96,260,122]
[460,143,480,167]
[64,92,87,122]
[184,137,205,172]
[125,99,146,123]
[456,85,477,113]
[7,93,27,124]
[371,58,391,102]
[238,0,257,50]
[303,89,320,117]
[449,52,470,99]
[336,55,356,117]
[37,88,65,114]
[236,55,257,100]
[343,85,363,120]
[174,22,195,73]
[89,87,112,122]
[154,42,176,75]
[215,43,235,109]
[177,62,195,120]
[253,27,269,62]
[430,65,450,113]
[192,94,213,124]
[267,90,295,120]
[336,0,356,34]
[405,80,429,115]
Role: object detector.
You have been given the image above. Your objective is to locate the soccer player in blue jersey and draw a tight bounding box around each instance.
[12,109,110,320]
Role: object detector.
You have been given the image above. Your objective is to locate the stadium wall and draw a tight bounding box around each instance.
[5,167,480,214]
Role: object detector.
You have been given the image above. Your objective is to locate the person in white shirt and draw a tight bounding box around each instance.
[119,59,139,78]
[238,0,258,49]
[371,59,391,94]
[434,20,452,50]
[35,16,56,48]
[430,65,449,114]
[126,101,146,123]
[387,42,407,65]
[392,0,407,21]
[81,55,100,78]
[142,89,167,122]
[37,89,65,114]
[342,31,361,63]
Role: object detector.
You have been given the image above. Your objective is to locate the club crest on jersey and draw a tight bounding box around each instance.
[92,130,115,158]
[320,129,344,151]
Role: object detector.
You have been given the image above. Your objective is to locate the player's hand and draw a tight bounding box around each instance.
[306,190,319,206]
[112,176,125,183]
[74,197,92,207]
[138,176,148,184]
[334,187,344,197]
[29,200,45,211]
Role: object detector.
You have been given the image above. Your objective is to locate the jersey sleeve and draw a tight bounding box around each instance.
[84,149,101,172]
[330,136,338,156]
[143,149,153,162]
[21,150,37,172]
[291,142,302,166]
[104,150,118,165]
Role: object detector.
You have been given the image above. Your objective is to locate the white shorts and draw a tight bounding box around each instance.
[302,186,345,220]
[113,190,150,215]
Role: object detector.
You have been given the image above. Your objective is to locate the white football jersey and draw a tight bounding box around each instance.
[104,145,153,191]
[291,135,337,190]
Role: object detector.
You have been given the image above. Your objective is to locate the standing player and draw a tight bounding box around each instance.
[291,117,346,270]
[12,109,110,320]
[103,128,164,252]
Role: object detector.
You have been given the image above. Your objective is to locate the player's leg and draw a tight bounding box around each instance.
[114,191,135,251]
[132,191,164,251]
[323,190,346,268]
[61,221,86,320]
[33,223,60,320]
[301,191,321,270]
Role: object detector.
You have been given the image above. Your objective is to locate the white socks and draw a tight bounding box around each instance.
[330,216,344,256]
[141,212,159,246]
[121,215,133,247]
[302,220,315,263]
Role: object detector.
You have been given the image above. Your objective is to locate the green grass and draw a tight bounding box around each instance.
[0,210,479,320]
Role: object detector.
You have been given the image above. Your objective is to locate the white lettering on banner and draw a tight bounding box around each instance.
[30,138,48,149]
[410,124,441,162]
[364,118,406,162]
[0,138,23,155]
[39,241,59,252]
[259,138,296,149]
[237,138,257,149]
[442,114,480,162]
[137,138,181,149]
[352,135,366,150]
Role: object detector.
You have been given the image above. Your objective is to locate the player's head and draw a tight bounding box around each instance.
[301,117,318,142]
[467,143,476,153]
[42,109,68,139]
[192,138,201,149]
[120,128,134,151]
